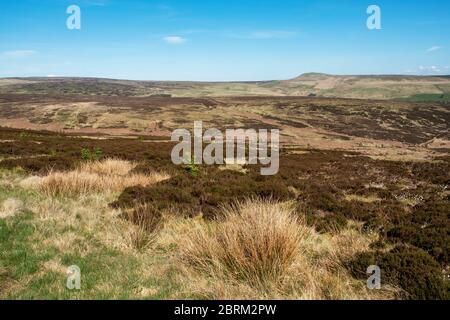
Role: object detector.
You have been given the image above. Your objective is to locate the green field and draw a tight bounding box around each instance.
[400,93,450,103]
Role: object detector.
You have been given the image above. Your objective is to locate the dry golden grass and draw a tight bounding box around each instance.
[218,164,248,174]
[4,167,397,300]
[183,199,303,287]
[79,158,136,176]
[38,171,164,196]
[344,194,381,203]
[28,193,139,256]
[22,159,169,197]
[175,198,397,299]
[0,198,23,218]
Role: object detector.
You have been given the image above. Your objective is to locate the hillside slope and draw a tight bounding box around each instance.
[280,73,450,100]
[1,74,450,100]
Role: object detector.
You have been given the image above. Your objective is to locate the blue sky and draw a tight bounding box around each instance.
[0,0,449,81]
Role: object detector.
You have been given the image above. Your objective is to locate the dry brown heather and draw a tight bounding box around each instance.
[1,89,449,160]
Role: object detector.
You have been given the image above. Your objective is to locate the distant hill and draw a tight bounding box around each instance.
[1,73,450,100]
[280,73,450,100]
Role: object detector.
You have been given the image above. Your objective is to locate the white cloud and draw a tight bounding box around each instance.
[417,65,442,74]
[163,36,187,44]
[426,46,442,52]
[3,50,37,58]
[430,66,440,72]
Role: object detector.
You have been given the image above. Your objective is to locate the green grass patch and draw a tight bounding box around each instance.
[0,211,58,297]
[399,93,450,103]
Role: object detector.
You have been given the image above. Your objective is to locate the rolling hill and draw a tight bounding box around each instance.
[1,73,450,100]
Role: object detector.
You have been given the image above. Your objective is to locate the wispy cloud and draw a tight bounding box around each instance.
[228,30,298,40]
[163,36,187,44]
[2,50,37,58]
[419,65,442,73]
[163,29,300,41]
[426,46,442,52]
[406,65,448,75]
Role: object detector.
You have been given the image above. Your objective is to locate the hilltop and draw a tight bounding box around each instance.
[1,73,450,101]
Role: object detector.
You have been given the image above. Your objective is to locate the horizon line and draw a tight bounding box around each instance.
[1,73,450,83]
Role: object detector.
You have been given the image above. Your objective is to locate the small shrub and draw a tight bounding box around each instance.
[18,132,30,141]
[81,147,103,161]
[93,147,103,160]
[81,148,91,160]
[184,156,200,176]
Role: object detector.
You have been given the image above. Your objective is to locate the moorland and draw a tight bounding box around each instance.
[0,75,448,299]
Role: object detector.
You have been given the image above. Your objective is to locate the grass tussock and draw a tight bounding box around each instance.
[125,202,165,250]
[178,198,396,299]
[23,158,169,197]
[79,158,136,176]
[183,199,303,287]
